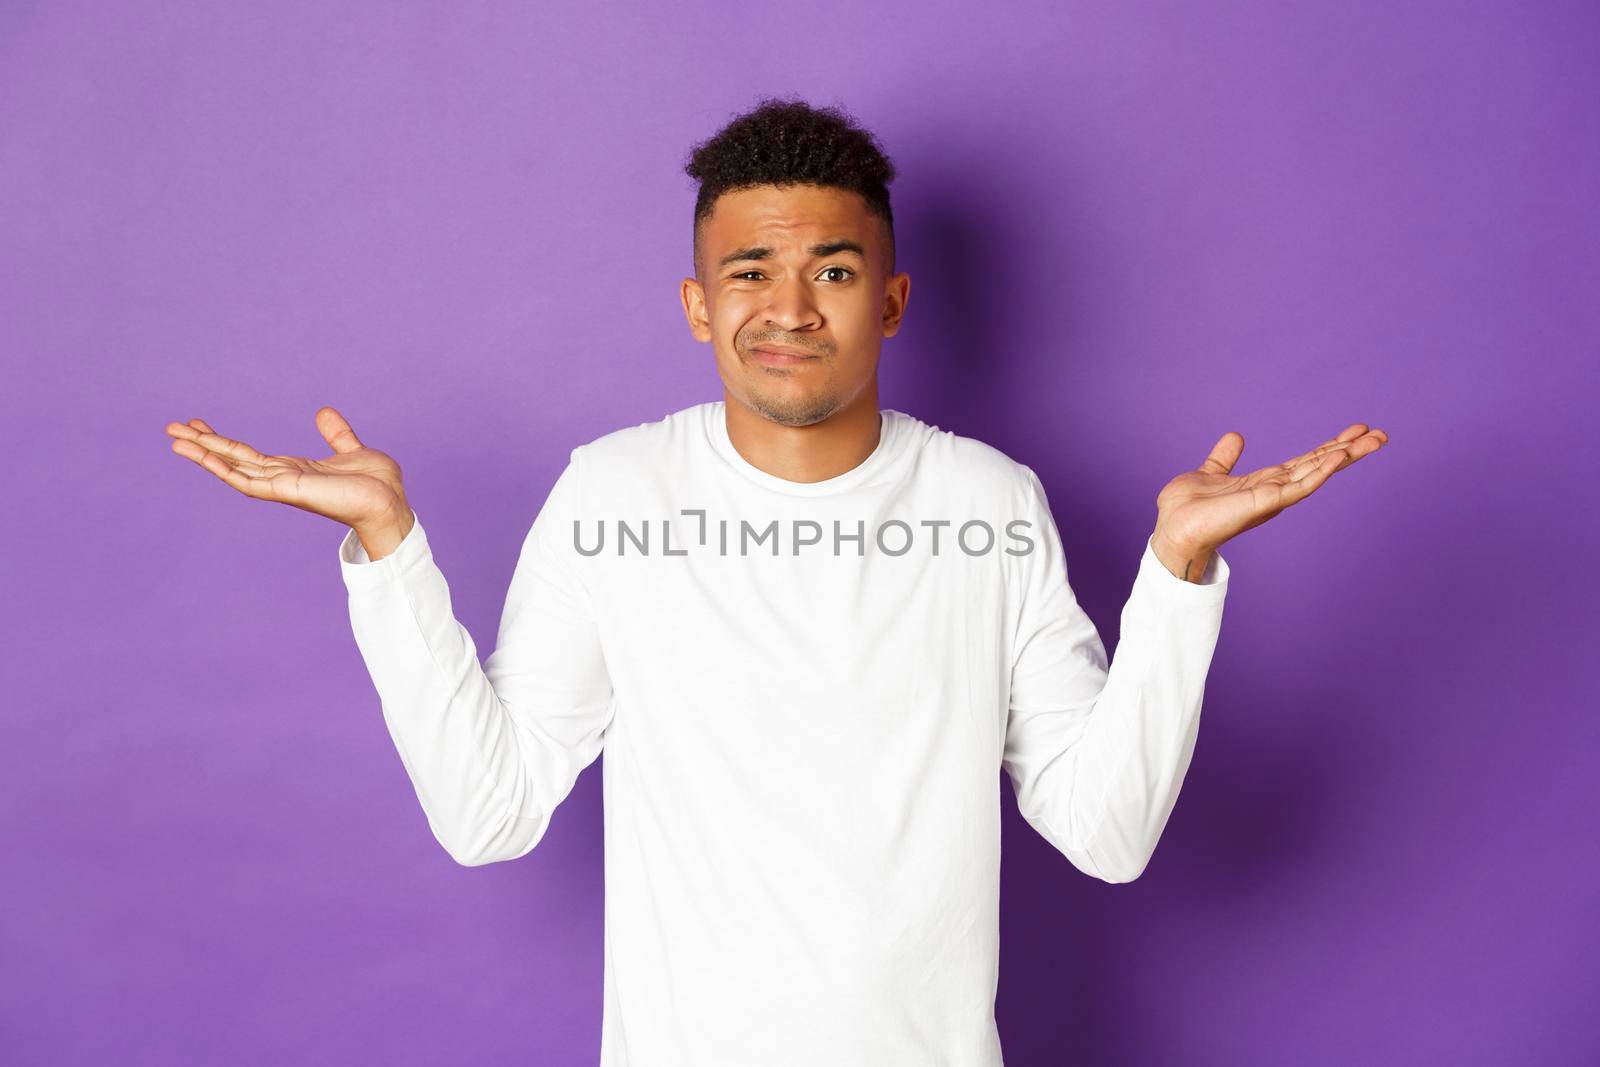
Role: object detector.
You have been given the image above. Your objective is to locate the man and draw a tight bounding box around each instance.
[166,96,1387,1065]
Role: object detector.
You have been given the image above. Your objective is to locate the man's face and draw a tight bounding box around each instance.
[680,183,910,428]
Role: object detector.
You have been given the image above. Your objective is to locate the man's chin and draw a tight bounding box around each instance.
[742,388,841,429]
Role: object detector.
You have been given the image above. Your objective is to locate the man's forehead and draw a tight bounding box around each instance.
[705,185,874,244]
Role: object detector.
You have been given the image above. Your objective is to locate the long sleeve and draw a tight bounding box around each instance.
[1001,465,1228,883]
[338,450,615,867]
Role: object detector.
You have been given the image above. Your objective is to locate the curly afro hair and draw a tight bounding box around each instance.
[684,96,897,278]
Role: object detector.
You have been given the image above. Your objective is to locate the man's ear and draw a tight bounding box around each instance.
[680,276,712,342]
[881,271,911,338]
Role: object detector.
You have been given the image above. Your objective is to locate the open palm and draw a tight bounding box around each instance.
[1155,422,1390,552]
[165,406,408,530]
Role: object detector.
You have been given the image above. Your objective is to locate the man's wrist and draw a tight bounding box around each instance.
[355,503,414,563]
[1149,529,1216,584]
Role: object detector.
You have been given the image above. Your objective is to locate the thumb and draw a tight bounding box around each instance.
[1200,431,1244,475]
[316,406,365,454]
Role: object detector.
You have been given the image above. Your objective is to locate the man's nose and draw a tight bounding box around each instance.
[762,273,822,331]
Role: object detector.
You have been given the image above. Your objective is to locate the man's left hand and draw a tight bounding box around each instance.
[1149,422,1391,582]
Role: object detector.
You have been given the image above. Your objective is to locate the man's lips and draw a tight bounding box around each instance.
[749,345,819,366]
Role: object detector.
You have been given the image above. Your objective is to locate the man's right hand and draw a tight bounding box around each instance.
[165,406,415,560]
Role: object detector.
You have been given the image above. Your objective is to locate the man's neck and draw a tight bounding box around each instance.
[722,391,883,484]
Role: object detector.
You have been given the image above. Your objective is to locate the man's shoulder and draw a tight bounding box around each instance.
[905,413,1036,498]
[567,400,713,472]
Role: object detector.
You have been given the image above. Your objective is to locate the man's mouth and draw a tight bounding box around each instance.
[749,345,819,366]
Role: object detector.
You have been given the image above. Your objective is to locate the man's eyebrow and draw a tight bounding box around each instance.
[808,239,866,260]
[717,239,867,268]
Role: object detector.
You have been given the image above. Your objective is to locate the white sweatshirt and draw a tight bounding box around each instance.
[338,400,1228,1066]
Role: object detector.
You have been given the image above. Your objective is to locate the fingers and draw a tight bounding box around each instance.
[1199,431,1245,475]
[1332,423,1371,444]
[316,406,364,454]
[1279,429,1388,500]
[1312,428,1387,476]
[1286,446,1342,482]
[169,436,282,500]
[1282,450,1343,503]
[1277,425,1389,480]
[167,418,288,500]
[1208,424,1382,485]
[1277,424,1369,473]
[164,420,273,466]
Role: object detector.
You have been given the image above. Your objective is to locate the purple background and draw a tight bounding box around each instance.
[3,1,1595,1063]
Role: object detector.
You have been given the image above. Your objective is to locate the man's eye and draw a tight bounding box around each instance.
[730,267,853,282]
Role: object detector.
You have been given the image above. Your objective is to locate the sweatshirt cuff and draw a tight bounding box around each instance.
[1132,533,1230,606]
[338,512,431,592]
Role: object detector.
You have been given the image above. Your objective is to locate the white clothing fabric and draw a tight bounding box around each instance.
[338,400,1229,1066]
